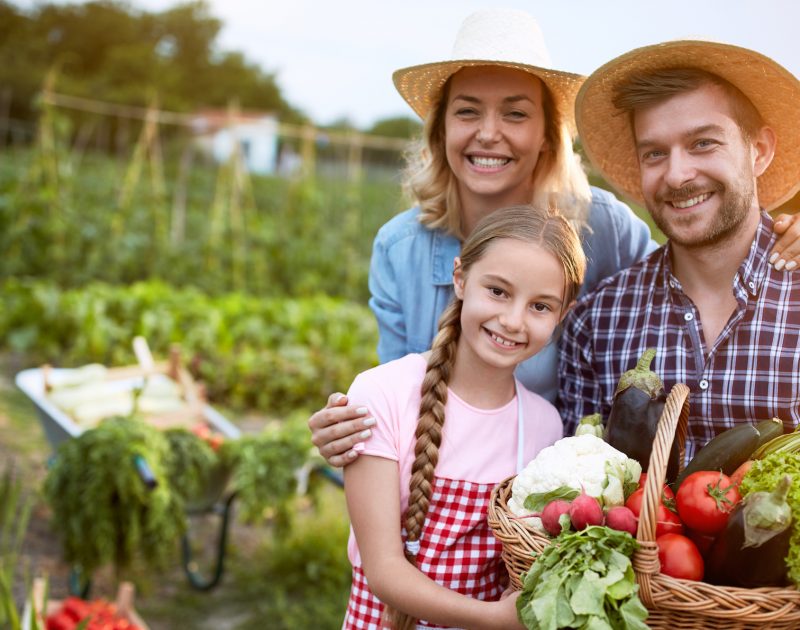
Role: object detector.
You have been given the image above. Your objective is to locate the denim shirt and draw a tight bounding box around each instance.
[368,186,658,403]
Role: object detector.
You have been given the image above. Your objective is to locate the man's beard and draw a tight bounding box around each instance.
[649,179,754,250]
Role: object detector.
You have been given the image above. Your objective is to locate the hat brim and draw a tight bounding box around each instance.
[393,60,585,134]
[576,40,800,211]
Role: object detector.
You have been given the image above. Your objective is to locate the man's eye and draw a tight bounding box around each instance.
[695,139,717,149]
[642,150,664,161]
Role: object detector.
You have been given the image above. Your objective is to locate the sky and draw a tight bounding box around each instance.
[13,0,800,128]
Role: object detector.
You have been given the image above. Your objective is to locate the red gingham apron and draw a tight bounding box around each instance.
[342,476,506,629]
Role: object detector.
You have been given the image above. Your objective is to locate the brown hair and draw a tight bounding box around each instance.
[612,67,765,142]
[402,68,591,241]
[386,205,585,629]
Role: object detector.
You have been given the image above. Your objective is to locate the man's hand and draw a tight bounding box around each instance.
[308,392,375,467]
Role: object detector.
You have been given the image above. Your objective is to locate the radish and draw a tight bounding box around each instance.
[605,505,638,535]
[569,491,604,530]
[540,499,572,536]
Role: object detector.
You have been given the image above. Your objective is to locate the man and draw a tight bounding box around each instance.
[559,40,800,459]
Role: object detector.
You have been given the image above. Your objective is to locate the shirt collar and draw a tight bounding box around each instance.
[431,228,462,286]
[660,210,774,300]
[738,211,775,299]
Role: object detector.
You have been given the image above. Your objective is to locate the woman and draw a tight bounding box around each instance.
[310,8,800,467]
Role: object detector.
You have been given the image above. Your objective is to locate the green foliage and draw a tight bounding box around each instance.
[223,413,311,525]
[0,149,403,302]
[517,526,649,630]
[0,0,304,125]
[741,452,800,585]
[228,487,352,630]
[163,427,223,506]
[0,462,33,629]
[366,115,423,139]
[0,278,378,414]
[43,416,186,576]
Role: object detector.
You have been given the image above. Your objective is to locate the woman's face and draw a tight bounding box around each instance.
[444,66,549,212]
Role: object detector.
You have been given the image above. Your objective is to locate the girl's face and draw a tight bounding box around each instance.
[444,66,549,212]
[453,238,567,377]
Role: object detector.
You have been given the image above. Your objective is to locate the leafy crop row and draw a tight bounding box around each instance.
[0,278,378,414]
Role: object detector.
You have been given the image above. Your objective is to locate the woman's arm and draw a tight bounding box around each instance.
[345,456,522,630]
[368,229,409,363]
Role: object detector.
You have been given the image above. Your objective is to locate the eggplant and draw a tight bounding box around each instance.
[705,475,793,587]
[604,348,681,484]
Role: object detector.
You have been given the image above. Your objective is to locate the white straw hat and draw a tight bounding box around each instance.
[392,8,585,132]
[576,40,800,211]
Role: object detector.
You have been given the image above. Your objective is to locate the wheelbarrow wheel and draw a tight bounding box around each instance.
[182,491,237,591]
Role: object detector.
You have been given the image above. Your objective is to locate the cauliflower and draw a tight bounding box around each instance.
[508,434,641,528]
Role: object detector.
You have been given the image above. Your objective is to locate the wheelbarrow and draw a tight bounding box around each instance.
[15,341,242,593]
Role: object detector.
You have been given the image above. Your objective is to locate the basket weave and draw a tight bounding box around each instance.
[488,384,800,628]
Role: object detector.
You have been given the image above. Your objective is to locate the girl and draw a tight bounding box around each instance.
[342,205,586,630]
[309,8,800,466]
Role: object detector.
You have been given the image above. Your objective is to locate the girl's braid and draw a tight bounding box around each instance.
[386,299,462,630]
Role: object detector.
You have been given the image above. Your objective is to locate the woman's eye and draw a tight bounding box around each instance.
[505,110,528,120]
[454,107,479,117]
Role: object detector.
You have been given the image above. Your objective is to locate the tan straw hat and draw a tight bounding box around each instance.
[392,8,585,131]
[576,40,800,211]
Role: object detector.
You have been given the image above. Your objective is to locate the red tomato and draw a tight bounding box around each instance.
[46,611,76,630]
[61,596,91,622]
[637,473,675,499]
[676,471,741,535]
[657,533,704,580]
[625,487,683,537]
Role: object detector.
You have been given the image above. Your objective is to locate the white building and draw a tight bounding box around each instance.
[190,110,279,175]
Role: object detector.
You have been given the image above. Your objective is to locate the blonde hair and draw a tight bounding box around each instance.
[386,205,585,629]
[402,68,592,241]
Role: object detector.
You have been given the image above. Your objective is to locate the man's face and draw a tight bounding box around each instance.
[633,84,761,249]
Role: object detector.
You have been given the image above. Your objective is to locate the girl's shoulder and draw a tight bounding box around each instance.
[349,353,427,399]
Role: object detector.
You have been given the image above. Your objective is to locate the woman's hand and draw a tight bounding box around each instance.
[770,213,800,271]
[308,392,375,467]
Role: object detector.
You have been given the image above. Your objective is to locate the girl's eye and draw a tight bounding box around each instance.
[489,287,506,298]
[531,302,551,312]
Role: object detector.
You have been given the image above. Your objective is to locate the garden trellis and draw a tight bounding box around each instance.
[0,81,408,300]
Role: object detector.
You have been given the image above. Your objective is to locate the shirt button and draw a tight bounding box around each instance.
[684,312,694,321]
[699,379,709,391]
[748,281,755,290]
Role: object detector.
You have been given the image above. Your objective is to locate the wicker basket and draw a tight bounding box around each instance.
[488,384,800,628]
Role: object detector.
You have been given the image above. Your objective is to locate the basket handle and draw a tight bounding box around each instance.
[633,383,690,605]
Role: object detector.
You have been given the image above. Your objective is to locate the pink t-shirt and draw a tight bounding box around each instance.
[346,353,563,566]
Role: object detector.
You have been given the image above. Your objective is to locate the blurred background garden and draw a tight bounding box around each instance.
[2,1,797,629]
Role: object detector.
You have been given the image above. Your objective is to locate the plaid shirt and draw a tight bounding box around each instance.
[558,211,800,460]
